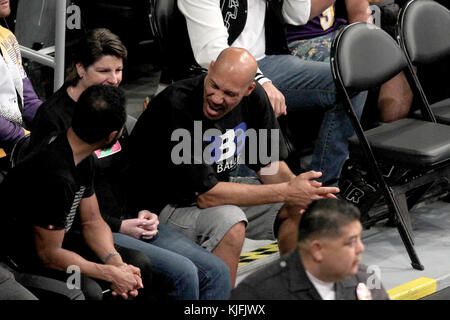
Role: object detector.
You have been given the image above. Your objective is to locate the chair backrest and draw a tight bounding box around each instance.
[9,134,31,169]
[149,0,204,84]
[331,22,408,93]
[398,0,450,65]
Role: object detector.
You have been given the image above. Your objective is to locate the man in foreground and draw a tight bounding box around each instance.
[230,198,389,300]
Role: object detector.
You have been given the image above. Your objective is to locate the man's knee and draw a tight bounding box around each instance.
[378,72,413,122]
[223,221,246,245]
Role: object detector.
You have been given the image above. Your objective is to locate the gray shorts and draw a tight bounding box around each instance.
[159,202,283,252]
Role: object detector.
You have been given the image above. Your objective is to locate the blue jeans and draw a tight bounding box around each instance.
[113,223,231,300]
[258,55,367,184]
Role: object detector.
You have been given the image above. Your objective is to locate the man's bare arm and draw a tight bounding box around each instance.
[78,194,121,265]
[197,162,339,209]
[33,226,133,286]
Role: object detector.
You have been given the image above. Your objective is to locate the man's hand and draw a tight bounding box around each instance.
[137,210,159,240]
[262,82,287,117]
[109,264,143,299]
[285,171,339,209]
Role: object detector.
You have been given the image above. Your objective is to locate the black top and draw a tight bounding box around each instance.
[1,134,94,256]
[127,74,288,213]
[29,83,130,232]
[30,84,75,149]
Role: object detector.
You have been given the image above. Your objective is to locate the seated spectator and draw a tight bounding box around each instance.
[230,198,390,300]
[0,0,41,173]
[0,264,37,300]
[287,0,413,124]
[30,28,231,300]
[0,85,152,300]
[126,47,339,287]
[286,0,414,214]
[177,0,368,185]
[287,0,370,62]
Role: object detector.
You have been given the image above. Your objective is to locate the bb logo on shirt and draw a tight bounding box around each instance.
[171,121,280,175]
[205,122,246,171]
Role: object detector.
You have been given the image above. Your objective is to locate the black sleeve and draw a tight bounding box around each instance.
[245,83,289,173]
[29,175,74,231]
[80,156,95,199]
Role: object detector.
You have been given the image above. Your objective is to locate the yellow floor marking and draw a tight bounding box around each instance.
[238,242,279,267]
[387,277,437,300]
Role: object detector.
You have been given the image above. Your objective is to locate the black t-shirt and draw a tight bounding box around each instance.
[0,133,94,254]
[29,83,130,232]
[127,74,288,213]
[30,84,75,149]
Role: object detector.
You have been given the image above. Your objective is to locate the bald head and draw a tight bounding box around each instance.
[202,48,258,120]
[211,47,258,87]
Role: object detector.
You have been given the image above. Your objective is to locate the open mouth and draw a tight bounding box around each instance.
[206,102,225,117]
[0,1,8,7]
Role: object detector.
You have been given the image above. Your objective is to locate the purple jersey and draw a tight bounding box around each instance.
[286,5,347,42]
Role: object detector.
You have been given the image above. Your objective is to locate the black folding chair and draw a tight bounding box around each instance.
[9,133,31,168]
[331,22,450,270]
[148,0,205,85]
[397,0,450,124]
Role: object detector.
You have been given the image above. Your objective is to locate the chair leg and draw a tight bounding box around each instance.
[394,192,414,245]
[384,187,425,270]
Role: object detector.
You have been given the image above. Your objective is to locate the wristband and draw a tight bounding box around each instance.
[103,251,120,264]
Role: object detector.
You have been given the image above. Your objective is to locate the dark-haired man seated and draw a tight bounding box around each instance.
[0,85,152,300]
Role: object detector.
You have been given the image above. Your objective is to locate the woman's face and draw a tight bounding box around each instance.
[76,55,123,88]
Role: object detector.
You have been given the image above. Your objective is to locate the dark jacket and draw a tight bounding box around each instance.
[230,249,390,300]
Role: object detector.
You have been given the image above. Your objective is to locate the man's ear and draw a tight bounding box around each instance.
[106,130,119,144]
[244,81,256,96]
[310,240,324,263]
[208,60,215,73]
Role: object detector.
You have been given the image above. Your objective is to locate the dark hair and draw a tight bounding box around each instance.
[298,199,361,243]
[72,85,127,144]
[66,28,127,86]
